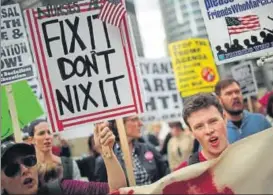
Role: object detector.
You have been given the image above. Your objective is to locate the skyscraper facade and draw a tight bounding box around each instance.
[159,0,207,44]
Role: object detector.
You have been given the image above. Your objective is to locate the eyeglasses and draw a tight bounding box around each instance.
[3,155,37,177]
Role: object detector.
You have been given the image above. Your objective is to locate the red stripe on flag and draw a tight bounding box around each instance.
[227,15,260,35]
[228,24,260,30]
[98,0,126,26]
[111,3,122,25]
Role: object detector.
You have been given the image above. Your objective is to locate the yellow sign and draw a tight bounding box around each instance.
[169,38,219,97]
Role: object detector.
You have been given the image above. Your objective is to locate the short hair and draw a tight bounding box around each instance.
[87,134,100,157]
[215,78,240,96]
[183,93,224,129]
[267,94,273,118]
[28,119,47,137]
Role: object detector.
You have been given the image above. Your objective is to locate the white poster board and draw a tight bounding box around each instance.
[24,0,144,132]
[231,62,258,98]
[139,58,183,123]
[1,4,35,85]
[199,0,273,64]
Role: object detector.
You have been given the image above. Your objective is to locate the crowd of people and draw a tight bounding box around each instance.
[1,78,272,195]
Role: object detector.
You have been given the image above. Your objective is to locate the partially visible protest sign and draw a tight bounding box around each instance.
[114,128,273,194]
[1,39,35,85]
[28,77,45,111]
[139,58,182,123]
[1,4,35,85]
[198,0,273,64]
[1,4,26,41]
[24,0,144,132]
[168,38,220,97]
[231,62,258,98]
[1,80,44,140]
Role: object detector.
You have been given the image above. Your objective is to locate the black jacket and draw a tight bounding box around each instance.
[95,141,169,184]
[120,141,169,183]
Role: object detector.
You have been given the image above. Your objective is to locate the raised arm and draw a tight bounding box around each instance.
[95,122,127,192]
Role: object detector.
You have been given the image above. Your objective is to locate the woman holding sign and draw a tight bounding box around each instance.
[96,115,170,186]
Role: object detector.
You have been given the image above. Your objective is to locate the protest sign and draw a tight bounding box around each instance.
[198,0,273,64]
[1,4,36,141]
[1,80,44,140]
[24,0,144,132]
[1,4,35,85]
[1,4,25,41]
[139,58,182,123]
[114,128,273,194]
[231,62,258,98]
[1,39,35,85]
[168,38,220,98]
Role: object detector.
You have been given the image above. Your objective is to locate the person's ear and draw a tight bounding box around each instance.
[31,136,36,145]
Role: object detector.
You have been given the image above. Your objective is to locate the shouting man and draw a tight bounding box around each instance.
[175,93,229,170]
[215,78,271,143]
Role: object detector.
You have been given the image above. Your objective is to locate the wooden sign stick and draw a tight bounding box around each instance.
[5,85,22,142]
[247,96,253,113]
[115,118,136,186]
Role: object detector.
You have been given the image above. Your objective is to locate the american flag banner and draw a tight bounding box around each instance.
[112,128,273,194]
[225,15,261,35]
[98,0,126,27]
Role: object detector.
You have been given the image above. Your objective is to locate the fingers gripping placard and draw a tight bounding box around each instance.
[95,123,112,159]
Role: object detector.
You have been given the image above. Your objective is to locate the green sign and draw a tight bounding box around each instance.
[1,81,44,140]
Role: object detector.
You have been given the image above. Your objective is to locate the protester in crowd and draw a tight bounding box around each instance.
[22,132,32,145]
[160,132,172,156]
[175,93,229,170]
[52,134,71,157]
[1,122,127,195]
[167,122,194,171]
[96,115,169,185]
[215,79,271,143]
[266,93,273,125]
[76,134,102,182]
[160,132,172,168]
[28,119,81,180]
[113,116,169,185]
[88,134,100,157]
[243,96,264,114]
[143,122,161,150]
[92,133,108,182]
[22,126,32,145]
[258,91,273,113]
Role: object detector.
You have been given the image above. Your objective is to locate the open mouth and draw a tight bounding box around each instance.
[232,100,242,107]
[44,142,51,147]
[209,137,219,147]
[23,178,34,186]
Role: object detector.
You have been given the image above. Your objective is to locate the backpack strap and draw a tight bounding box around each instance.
[61,157,73,179]
[187,152,200,165]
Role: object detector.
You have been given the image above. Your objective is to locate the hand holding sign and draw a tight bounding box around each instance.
[94,122,114,159]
